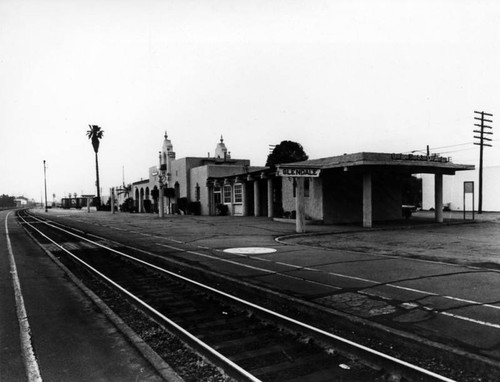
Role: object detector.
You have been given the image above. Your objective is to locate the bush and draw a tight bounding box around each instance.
[120,197,136,213]
[187,201,201,215]
[216,204,229,216]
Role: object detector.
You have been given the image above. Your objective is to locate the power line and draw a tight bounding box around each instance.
[406,142,473,154]
[431,142,475,150]
[406,138,499,156]
[438,147,477,155]
[473,110,494,214]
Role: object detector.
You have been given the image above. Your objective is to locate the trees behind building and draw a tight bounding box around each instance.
[266,140,308,168]
[0,194,16,207]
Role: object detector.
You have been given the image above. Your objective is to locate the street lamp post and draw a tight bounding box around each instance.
[43,160,48,212]
[158,151,166,218]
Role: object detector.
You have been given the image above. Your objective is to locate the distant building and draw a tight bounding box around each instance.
[421,165,500,212]
[118,133,260,215]
[211,152,474,227]
[15,196,29,207]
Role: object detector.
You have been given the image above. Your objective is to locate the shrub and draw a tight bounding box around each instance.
[188,201,201,215]
[120,197,136,213]
[216,204,229,216]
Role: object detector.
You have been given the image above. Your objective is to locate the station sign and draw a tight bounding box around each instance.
[276,167,321,177]
[464,181,474,194]
[390,153,450,163]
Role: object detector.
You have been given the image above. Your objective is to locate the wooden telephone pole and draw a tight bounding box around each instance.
[473,110,493,214]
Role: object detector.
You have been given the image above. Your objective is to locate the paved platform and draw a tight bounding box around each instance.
[29,207,500,369]
[0,210,167,381]
[6,207,500,380]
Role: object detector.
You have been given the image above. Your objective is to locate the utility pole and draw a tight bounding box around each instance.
[473,110,493,214]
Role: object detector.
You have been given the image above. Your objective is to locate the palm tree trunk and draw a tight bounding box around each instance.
[95,152,101,205]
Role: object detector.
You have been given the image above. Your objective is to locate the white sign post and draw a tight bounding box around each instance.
[82,194,95,213]
[463,181,475,220]
[277,167,321,233]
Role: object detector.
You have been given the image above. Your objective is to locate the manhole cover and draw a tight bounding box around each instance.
[223,247,277,255]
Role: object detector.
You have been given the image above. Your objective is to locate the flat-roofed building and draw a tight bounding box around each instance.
[210,152,474,229]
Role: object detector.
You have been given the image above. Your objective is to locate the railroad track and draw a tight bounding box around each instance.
[18,210,460,381]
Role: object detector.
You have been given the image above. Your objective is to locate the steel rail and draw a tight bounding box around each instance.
[19,212,262,382]
[22,211,457,382]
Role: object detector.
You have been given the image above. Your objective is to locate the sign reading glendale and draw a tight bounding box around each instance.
[277,167,321,177]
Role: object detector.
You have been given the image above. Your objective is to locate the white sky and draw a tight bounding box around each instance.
[1,0,499,201]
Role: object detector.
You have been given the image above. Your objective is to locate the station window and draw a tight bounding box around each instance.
[223,185,232,203]
[233,183,243,203]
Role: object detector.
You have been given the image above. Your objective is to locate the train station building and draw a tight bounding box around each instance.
[117,134,474,229]
[208,152,474,230]
[116,133,263,215]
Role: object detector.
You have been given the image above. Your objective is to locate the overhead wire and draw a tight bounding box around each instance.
[405,139,498,156]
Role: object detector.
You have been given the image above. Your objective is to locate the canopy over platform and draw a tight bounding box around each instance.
[277,152,475,175]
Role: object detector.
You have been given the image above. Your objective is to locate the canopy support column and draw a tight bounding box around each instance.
[435,173,443,223]
[363,173,372,228]
[295,178,306,233]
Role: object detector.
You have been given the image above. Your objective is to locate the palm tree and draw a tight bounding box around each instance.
[87,124,104,206]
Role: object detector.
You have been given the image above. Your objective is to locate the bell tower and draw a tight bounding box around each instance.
[215,135,231,160]
[160,131,176,184]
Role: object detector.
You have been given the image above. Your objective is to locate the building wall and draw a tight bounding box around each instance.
[322,171,362,224]
[482,166,500,211]
[172,157,250,201]
[190,163,251,215]
[281,177,323,220]
[170,158,189,198]
[319,170,403,224]
[422,166,500,211]
[309,177,323,220]
[372,172,403,221]
[190,166,210,215]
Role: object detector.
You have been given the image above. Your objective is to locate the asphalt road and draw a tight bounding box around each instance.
[30,208,500,368]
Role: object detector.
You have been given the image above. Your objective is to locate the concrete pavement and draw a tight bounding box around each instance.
[25,207,500,377]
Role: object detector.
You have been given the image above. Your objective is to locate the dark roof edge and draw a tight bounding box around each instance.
[277,152,475,172]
